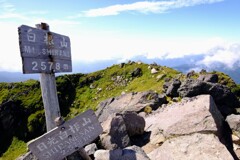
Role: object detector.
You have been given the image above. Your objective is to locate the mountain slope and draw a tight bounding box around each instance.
[0,61,239,159]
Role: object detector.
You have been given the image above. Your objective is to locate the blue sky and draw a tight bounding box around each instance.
[0,0,240,72]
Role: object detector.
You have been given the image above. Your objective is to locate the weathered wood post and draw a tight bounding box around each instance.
[18,23,102,160]
[36,23,61,131]
[19,22,72,131]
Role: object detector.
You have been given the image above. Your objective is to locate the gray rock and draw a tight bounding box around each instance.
[144,95,238,159]
[96,91,167,123]
[122,112,145,137]
[226,114,240,131]
[178,79,240,116]
[148,133,233,160]
[94,145,150,160]
[166,79,181,97]
[131,68,142,77]
[200,69,207,74]
[145,95,220,142]
[198,74,218,83]
[226,114,240,138]
[119,63,125,68]
[89,84,95,89]
[128,60,135,65]
[100,115,131,150]
[156,74,165,81]
[151,68,158,74]
[163,81,171,92]
[186,70,195,78]
[84,143,98,156]
[99,111,146,150]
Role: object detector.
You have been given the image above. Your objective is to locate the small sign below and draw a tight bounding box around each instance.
[28,110,103,160]
[18,25,72,73]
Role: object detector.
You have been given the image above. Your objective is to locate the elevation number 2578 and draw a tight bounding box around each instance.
[31,61,69,72]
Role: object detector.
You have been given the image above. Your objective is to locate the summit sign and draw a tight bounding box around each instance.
[18,25,72,73]
[28,110,103,160]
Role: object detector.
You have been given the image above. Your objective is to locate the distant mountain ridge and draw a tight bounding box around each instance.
[0,71,39,82]
[74,55,240,84]
[1,55,239,84]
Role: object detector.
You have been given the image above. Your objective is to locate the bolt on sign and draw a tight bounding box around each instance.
[18,25,72,74]
[28,110,103,160]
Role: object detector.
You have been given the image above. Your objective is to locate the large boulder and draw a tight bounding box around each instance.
[144,95,238,159]
[226,114,240,137]
[96,91,167,123]
[166,79,181,97]
[178,79,240,116]
[145,95,222,143]
[99,111,145,150]
[148,133,233,160]
[226,114,240,158]
[122,112,145,137]
[226,114,240,143]
[198,74,218,83]
[100,115,131,150]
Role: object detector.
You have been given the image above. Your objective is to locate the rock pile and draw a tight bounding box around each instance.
[165,75,240,117]
[90,94,240,160]
[18,74,240,160]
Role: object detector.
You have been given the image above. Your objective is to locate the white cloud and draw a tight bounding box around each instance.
[70,30,236,64]
[0,22,22,72]
[78,0,223,17]
[0,0,15,12]
[0,1,48,21]
[1,21,239,73]
[0,12,29,20]
[1,0,238,73]
[0,1,30,21]
[197,43,240,68]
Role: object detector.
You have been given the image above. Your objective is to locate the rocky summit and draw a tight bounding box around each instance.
[1,62,240,159]
[91,94,239,160]
[21,94,240,160]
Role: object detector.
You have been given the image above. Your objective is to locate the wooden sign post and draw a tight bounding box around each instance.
[18,23,102,159]
[18,23,72,131]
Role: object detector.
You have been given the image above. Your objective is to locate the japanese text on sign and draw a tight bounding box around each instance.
[28,110,103,160]
[18,25,72,73]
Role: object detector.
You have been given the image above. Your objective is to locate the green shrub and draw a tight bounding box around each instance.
[144,106,152,114]
[0,137,27,160]
[232,84,240,98]
[27,110,46,138]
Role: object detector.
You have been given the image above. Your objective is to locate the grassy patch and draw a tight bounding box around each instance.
[0,137,27,160]
[66,63,181,119]
[211,71,236,88]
